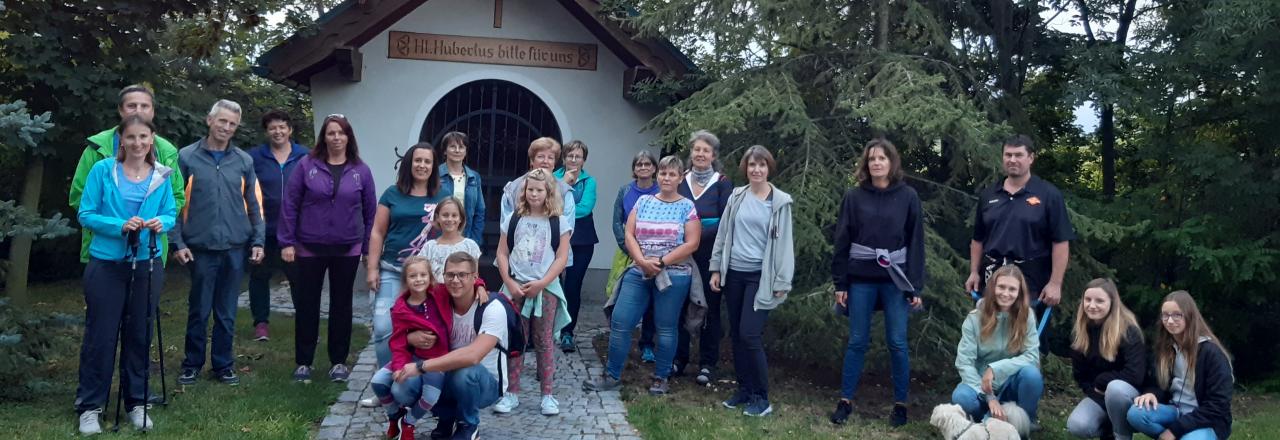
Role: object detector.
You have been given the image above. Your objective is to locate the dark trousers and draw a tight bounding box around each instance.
[293,255,359,366]
[980,256,1053,354]
[182,247,247,372]
[247,237,295,325]
[561,244,594,337]
[639,300,656,349]
[75,258,162,412]
[677,244,722,370]
[723,270,772,400]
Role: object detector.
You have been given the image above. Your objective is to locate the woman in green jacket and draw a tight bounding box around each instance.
[952,264,1043,426]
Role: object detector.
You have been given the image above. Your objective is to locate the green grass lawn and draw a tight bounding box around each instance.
[1,268,369,439]
[602,336,1280,439]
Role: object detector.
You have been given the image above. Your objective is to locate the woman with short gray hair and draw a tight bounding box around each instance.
[677,130,734,386]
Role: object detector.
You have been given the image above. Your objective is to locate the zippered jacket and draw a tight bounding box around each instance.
[169,138,265,251]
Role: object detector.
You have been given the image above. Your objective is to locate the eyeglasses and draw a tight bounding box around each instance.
[1160,313,1185,322]
[442,272,473,281]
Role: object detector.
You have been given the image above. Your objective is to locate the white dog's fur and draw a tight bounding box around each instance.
[929,403,1031,439]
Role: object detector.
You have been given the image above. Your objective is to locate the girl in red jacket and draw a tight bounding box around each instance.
[371,256,452,440]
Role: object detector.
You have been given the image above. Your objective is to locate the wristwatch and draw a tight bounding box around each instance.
[658,256,667,269]
[416,360,427,374]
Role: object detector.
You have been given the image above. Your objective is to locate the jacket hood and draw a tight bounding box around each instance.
[859,179,908,194]
[253,142,309,162]
[729,184,793,210]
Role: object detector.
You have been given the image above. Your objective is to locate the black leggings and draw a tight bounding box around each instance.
[293,255,359,366]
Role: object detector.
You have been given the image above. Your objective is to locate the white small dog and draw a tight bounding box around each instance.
[929,403,1031,440]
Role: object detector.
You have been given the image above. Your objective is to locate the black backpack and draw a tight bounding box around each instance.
[473,292,527,394]
[505,213,561,255]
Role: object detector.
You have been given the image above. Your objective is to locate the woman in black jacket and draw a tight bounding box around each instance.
[1066,278,1146,439]
[1127,290,1233,440]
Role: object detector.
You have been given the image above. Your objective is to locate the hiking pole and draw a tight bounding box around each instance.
[113,229,141,432]
[147,231,168,407]
[140,230,160,431]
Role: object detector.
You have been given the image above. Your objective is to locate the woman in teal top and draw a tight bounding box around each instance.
[952,264,1043,426]
[74,116,176,434]
[365,142,447,369]
[554,140,598,352]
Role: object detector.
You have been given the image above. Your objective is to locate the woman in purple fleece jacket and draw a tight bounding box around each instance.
[278,114,377,383]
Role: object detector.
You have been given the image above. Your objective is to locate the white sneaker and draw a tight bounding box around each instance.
[358,397,377,408]
[127,405,154,431]
[540,395,560,415]
[493,393,519,413]
[78,408,103,435]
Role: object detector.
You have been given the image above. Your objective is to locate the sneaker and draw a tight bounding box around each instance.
[78,408,103,435]
[743,397,773,417]
[329,364,351,382]
[582,374,622,392]
[830,400,853,425]
[254,322,270,341]
[890,403,907,427]
[397,417,416,440]
[127,405,154,431]
[177,368,199,385]
[492,394,519,413]
[216,369,240,386]
[695,367,715,386]
[559,334,576,353]
[293,365,312,383]
[386,408,406,438]
[452,422,479,440]
[641,347,656,363]
[722,390,751,409]
[648,377,670,395]
[670,361,686,377]
[359,397,378,408]
[540,395,560,415]
[429,417,455,439]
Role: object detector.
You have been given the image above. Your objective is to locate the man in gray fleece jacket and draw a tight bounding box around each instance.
[169,99,265,386]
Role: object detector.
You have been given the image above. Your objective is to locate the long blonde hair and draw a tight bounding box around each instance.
[515,168,561,217]
[1154,291,1232,390]
[1071,278,1142,361]
[980,265,1032,353]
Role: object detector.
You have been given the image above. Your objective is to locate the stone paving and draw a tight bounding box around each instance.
[238,271,641,440]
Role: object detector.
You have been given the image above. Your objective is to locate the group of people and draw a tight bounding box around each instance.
[65,83,1232,440]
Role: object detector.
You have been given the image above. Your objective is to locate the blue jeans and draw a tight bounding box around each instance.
[840,281,910,402]
[372,266,402,368]
[607,268,691,380]
[432,364,501,426]
[182,247,247,372]
[371,364,444,425]
[1127,404,1217,440]
[952,366,1044,422]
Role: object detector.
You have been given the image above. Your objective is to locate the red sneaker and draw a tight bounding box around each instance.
[398,419,415,440]
[386,409,405,439]
[254,323,269,341]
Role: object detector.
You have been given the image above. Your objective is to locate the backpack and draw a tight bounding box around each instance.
[472,292,528,394]
[505,212,560,255]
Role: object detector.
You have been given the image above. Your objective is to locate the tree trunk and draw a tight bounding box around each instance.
[5,155,43,303]
[1100,104,1116,197]
[876,0,889,51]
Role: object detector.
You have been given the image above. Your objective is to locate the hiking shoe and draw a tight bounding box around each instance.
[582,374,622,392]
[177,368,199,385]
[386,408,406,438]
[78,408,103,435]
[254,322,270,341]
[452,422,479,440]
[293,365,312,383]
[329,363,350,382]
[127,405,154,431]
[540,395,560,415]
[722,390,751,409]
[648,377,670,395]
[493,394,519,413]
[890,403,908,427]
[216,369,240,386]
[695,367,715,386]
[397,417,416,440]
[359,397,378,408]
[830,400,853,425]
[559,334,576,353]
[429,417,455,439]
[743,397,773,417]
[641,347,656,363]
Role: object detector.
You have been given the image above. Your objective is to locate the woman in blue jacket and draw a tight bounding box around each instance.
[74,116,177,435]
[436,131,485,246]
[555,140,598,352]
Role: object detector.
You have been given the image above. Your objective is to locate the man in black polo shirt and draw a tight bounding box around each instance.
[964,135,1075,349]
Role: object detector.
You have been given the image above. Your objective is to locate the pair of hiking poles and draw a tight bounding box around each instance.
[110,230,169,433]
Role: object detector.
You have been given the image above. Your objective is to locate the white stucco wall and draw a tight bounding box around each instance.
[308,0,661,269]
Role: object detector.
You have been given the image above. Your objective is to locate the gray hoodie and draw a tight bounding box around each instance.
[709,184,795,311]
